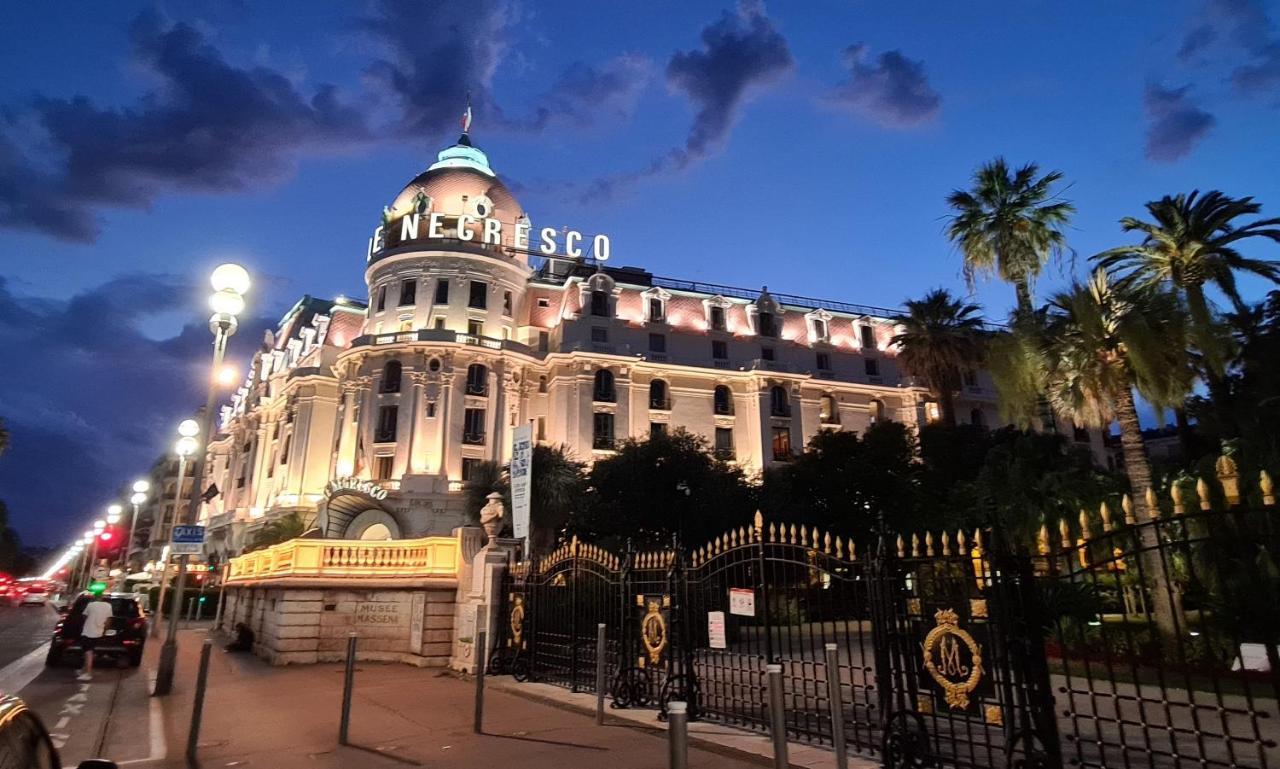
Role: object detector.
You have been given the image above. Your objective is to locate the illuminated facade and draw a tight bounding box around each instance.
[199,129,999,560]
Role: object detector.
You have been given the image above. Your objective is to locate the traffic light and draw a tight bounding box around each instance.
[96,525,124,560]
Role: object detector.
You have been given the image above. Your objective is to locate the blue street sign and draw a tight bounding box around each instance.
[170,525,206,555]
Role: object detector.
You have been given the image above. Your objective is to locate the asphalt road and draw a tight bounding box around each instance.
[0,602,161,766]
[0,602,56,669]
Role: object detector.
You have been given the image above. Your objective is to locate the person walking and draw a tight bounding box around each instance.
[78,593,114,681]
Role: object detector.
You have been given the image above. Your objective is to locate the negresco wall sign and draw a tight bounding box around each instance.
[325,477,389,500]
[368,213,611,263]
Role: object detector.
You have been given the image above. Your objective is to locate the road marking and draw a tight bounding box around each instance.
[0,641,49,695]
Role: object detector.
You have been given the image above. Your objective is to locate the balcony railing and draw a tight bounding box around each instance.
[462,431,486,446]
[593,435,615,450]
[465,382,489,396]
[649,398,672,411]
[714,402,734,416]
[225,534,460,582]
[714,447,735,461]
[593,391,616,403]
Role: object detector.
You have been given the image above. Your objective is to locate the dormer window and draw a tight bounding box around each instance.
[710,305,726,331]
[806,309,832,344]
[758,312,778,338]
[641,287,671,324]
[648,297,665,323]
[860,324,876,349]
[591,290,610,317]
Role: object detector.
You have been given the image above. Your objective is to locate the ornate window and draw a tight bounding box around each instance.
[819,393,839,425]
[593,369,616,402]
[870,399,887,424]
[770,386,790,417]
[641,286,671,323]
[713,385,733,415]
[466,364,489,396]
[380,360,402,393]
[649,379,670,410]
[593,412,615,449]
[375,405,398,443]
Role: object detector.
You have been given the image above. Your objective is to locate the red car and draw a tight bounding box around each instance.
[46,593,148,667]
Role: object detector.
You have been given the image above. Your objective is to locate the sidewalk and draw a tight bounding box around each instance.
[144,629,773,768]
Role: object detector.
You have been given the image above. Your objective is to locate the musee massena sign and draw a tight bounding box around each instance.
[326,477,389,501]
[368,213,611,263]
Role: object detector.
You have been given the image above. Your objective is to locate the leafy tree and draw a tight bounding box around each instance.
[246,512,310,552]
[892,289,986,426]
[570,429,756,551]
[945,158,1075,314]
[762,422,922,542]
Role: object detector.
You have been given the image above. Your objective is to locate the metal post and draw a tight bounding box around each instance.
[187,597,197,623]
[339,632,356,745]
[668,701,689,769]
[153,455,186,638]
[156,318,232,697]
[767,663,789,769]
[824,644,848,769]
[473,629,487,734]
[212,563,229,630]
[186,639,213,762]
[595,623,607,725]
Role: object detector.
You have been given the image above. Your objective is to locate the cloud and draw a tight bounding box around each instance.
[1143,83,1215,162]
[1177,0,1280,96]
[0,10,370,243]
[579,0,792,201]
[525,56,653,131]
[824,44,940,128]
[0,273,277,546]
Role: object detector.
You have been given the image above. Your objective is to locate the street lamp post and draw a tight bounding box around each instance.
[126,480,150,573]
[152,426,198,639]
[89,520,106,583]
[155,263,248,697]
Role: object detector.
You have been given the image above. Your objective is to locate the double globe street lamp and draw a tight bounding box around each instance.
[155,263,249,696]
[126,480,150,573]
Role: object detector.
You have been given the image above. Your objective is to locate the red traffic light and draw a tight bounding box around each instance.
[99,531,114,542]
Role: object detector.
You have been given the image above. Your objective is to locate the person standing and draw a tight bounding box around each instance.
[78,594,114,681]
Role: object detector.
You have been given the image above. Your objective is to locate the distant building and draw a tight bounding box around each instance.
[197,129,999,560]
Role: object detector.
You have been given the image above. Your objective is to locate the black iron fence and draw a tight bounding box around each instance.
[492,460,1280,769]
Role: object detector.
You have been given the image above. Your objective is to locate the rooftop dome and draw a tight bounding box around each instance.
[387,132,523,225]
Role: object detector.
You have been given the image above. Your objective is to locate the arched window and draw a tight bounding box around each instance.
[466,363,489,396]
[869,399,886,424]
[770,386,790,417]
[649,379,669,410]
[593,369,615,402]
[713,385,733,415]
[380,360,402,393]
[819,394,839,424]
[970,408,986,427]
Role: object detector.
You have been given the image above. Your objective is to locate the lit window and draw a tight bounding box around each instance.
[819,394,839,424]
[771,427,792,461]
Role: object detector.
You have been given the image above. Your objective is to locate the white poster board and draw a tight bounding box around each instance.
[729,588,756,617]
[511,424,533,540]
[708,611,727,649]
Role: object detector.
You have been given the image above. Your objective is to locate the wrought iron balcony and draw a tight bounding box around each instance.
[592,435,615,450]
[593,390,616,403]
[465,382,489,397]
[649,397,672,411]
[714,447,735,461]
[462,431,486,446]
[714,402,734,416]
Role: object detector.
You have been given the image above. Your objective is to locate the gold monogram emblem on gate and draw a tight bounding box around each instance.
[509,595,525,649]
[641,600,667,666]
[921,608,983,709]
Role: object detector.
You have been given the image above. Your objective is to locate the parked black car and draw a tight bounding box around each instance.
[45,593,148,668]
[0,693,118,768]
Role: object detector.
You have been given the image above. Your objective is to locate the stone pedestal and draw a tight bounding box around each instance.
[449,515,519,673]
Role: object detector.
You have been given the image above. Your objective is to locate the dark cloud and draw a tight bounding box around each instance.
[825,44,940,128]
[579,0,792,201]
[525,56,653,131]
[357,0,514,137]
[0,10,370,243]
[1143,83,1215,162]
[0,274,276,545]
[1233,43,1280,94]
[1177,23,1217,61]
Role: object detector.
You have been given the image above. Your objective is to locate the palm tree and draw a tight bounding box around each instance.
[998,269,1190,638]
[0,417,9,457]
[1093,191,1280,433]
[1035,270,1191,515]
[892,289,987,426]
[528,444,586,556]
[945,158,1075,314]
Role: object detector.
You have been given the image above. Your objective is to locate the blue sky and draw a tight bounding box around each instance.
[2,0,1279,545]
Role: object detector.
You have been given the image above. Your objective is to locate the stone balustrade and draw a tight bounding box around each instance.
[226,535,460,582]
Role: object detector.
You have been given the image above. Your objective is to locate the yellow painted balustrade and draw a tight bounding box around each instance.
[225,535,460,582]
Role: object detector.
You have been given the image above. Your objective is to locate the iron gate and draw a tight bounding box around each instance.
[494,486,1280,769]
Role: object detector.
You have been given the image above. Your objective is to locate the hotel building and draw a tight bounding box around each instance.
[197,130,1000,561]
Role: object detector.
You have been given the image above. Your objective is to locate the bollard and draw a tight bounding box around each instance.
[187,597,196,623]
[767,663,789,769]
[186,639,213,762]
[473,629,487,734]
[824,643,849,769]
[668,701,689,769]
[595,623,607,725]
[339,632,357,745]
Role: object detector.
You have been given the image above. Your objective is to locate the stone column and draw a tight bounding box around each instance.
[437,362,457,478]
[408,371,430,474]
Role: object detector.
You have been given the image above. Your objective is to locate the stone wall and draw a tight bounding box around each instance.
[220,579,456,666]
